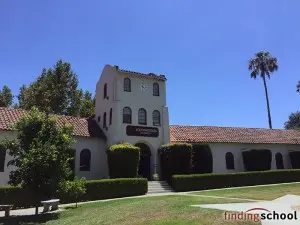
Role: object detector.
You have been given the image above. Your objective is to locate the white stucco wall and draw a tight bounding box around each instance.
[74,136,108,180]
[0,130,108,185]
[209,143,297,173]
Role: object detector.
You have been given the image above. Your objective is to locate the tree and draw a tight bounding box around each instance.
[0,85,13,107]
[16,60,95,117]
[284,111,300,129]
[0,107,75,214]
[248,51,278,129]
[60,177,86,208]
[79,90,95,118]
[17,60,80,115]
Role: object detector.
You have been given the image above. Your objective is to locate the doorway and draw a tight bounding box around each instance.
[135,143,151,180]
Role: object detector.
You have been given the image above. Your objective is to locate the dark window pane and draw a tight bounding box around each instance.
[0,148,6,172]
[80,149,91,171]
[152,110,161,126]
[103,112,107,128]
[138,108,147,125]
[225,152,235,170]
[123,107,132,124]
[109,108,112,125]
[124,78,131,92]
[153,83,159,96]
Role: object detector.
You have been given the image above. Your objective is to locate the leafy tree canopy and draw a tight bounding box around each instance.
[0,85,13,107]
[16,60,95,117]
[284,111,300,130]
[0,107,75,200]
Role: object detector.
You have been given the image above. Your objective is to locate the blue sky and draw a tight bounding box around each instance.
[1,0,300,129]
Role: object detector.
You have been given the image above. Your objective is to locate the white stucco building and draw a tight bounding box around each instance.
[1,65,300,185]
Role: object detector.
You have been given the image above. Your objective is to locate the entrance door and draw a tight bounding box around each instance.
[135,143,151,180]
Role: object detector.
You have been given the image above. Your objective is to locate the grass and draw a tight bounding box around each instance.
[4,195,256,225]
[192,182,300,200]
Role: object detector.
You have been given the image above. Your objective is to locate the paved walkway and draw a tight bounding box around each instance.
[1,182,300,218]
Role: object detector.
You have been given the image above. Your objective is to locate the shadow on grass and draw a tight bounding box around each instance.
[64,205,81,210]
[0,212,60,225]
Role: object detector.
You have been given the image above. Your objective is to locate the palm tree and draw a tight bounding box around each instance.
[248,51,278,129]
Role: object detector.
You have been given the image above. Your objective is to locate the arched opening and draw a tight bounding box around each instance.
[80,149,91,171]
[135,143,151,180]
[0,147,6,172]
[276,153,284,169]
[225,152,235,170]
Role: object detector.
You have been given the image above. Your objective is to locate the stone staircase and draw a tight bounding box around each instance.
[147,181,173,194]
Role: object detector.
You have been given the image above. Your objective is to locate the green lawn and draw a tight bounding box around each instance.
[192,182,300,201]
[10,195,256,225]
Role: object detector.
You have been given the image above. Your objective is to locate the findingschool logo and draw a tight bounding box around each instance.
[224,208,298,223]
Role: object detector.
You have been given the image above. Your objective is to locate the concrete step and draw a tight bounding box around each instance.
[147,181,174,194]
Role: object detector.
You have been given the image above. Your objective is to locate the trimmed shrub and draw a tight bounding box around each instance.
[107,143,140,178]
[191,144,213,174]
[242,149,272,171]
[158,143,192,182]
[289,152,300,169]
[0,178,147,209]
[172,169,300,192]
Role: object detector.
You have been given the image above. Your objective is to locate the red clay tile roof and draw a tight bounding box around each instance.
[0,107,106,139]
[115,65,167,81]
[170,125,300,145]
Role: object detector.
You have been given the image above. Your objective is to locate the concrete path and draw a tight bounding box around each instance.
[192,194,300,225]
[1,182,300,218]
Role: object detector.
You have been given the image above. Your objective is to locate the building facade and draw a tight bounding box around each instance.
[1,65,300,185]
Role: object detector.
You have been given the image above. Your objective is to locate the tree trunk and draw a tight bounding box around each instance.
[262,75,272,129]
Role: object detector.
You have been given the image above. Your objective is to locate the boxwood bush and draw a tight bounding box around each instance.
[107,143,140,178]
[242,149,272,171]
[289,151,300,169]
[191,144,213,174]
[158,143,192,182]
[0,178,147,209]
[172,169,300,192]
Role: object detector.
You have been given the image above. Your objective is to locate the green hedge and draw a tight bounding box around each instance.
[158,143,192,182]
[242,149,272,171]
[289,152,300,169]
[191,144,213,174]
[107,143,140,178]
[172,169,300,192]
[0,178,147,209]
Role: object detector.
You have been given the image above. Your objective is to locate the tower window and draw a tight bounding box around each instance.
[103,83,107,99]
[124,78,131,92]
[123,107,132,124]
[153,83,159,96]
[103,112,107,128]
[138,108,147,125]
[109,108,112,125]
[152,110,161,126]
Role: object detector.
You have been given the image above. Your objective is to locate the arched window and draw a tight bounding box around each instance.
[103,112,107,128]
[225,152,235,170]
[103,83,107,99]
[109,108,112,125]
[80,149,91,171]
[276,153,284,169]
[138,108,147,125]
[123,107,132,124]
[0,148,6,172]
[124,78,131,92]
[152,110,161,126]
[153,83,159,96]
